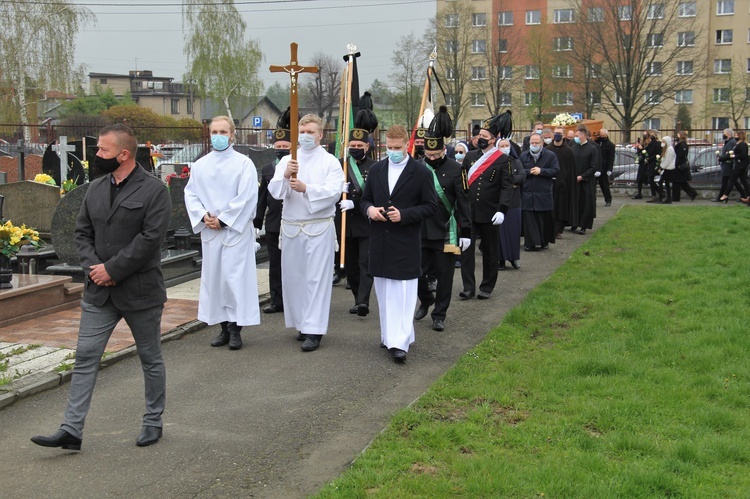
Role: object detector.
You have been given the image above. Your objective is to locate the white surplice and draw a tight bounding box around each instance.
[268,145,344,335]
[184,145,260,326]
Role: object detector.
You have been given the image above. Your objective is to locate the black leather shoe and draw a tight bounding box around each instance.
[605,202,611,207]
[391,349,407,363]
[263,304,283,314]
[458,290,474,299]
[349,305,360,314]
[577,229,586,235]
[228,328,242,350]
[510,260,521,269]
[477,291,491,300]
[136,426,162,447]
[296,331,306,341]
[357,304,369,317]
[301,334,322,351]
[414,305,429,321]
[210,330,229,347]
[498,261,506,270]
[380,341,387,348]
[432,319,445,331]
[631,194,642,199]
[31,429,81,450]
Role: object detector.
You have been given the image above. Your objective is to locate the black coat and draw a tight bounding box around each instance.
[645,139,662,175]
[508,157,524,209]
[597,137,616,173]
[461,149,514,222]
[75,165,171,311]
[520,148,559,212]
[254,161,283,232]
[734,141,749,170]
[718,137,737,176]
[421,157,472,241]
[548,142,578,226]
[360,157,437,280]
[571,140,599,230]
[672,141,691,183]
[341,155,376,238]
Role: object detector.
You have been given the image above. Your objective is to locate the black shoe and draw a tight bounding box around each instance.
[228,327,242,350]
[332,273,342,285]
[542,244,549,250]
[31,429,81,451]
[631,194,642,199]
[477,291,491,300]
[577,229,586,235]
[458,290,474,300]
[345,282,351,290]
[349,305,360,314]
[210,330,230,347]
[605,202,611,207]
[380,341,387,348]
[569,226,578,232]
[391,349,407,363]
[510,260,520,269]
[357,304,369,317]
[263,304,283,314]
[498,261,506,270]
[414,305,429,321]
[690,194,697,201]
[301,334,322,352]
[661,199,672,204]
[136,426,162,447]
[711,198,722,202]
[296,331,306,341]
[432,319,445,331]
[454,260,461,268]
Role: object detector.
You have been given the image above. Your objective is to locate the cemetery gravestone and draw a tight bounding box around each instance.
[50,183,91,267]
[0,181,61,236]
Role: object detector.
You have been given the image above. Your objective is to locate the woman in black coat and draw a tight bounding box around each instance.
[719,130,750,204]
[671,131,697,201]
[645,131,664,202]
[496,138,524,269]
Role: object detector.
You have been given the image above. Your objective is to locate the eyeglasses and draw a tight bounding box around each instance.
[424,153,443,160]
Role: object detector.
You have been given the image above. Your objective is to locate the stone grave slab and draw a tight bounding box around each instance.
[0,181,60,234]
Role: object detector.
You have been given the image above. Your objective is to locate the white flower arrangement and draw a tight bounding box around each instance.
[656,154,661,160]
[550,113,578,126]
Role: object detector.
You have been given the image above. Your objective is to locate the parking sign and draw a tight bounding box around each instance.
[571,113,583,120]
[252,116,262,128]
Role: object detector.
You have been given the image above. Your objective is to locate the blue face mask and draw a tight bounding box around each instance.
[455,153,465,162]
[387,149,406,163]
[574,136,581,144]
[298,134,317,150]
[211,134,230,151]
[529,144,542,154]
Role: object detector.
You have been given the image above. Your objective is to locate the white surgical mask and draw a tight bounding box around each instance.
[298,134,317,150]
[387,149,406,163]
[455,153,465,162]
[543,138,552,145]
[499,147,511,155]
[530,145,542,154]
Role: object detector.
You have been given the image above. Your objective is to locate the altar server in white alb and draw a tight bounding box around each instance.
[268,114,344,352]
[184,115,260,350]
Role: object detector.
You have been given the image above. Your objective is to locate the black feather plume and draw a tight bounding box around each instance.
[354,109,379,133]
[359,91,373,111]
[428,105,453,138]
[276,106,299,130]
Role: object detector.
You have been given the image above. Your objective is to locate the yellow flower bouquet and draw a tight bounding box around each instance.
[0,220,44,258]
[34,173,56,186]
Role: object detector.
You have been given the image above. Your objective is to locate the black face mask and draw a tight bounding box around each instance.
[95,153,122,173]
[275,149,290,160]
[554,133,563,142]
[476,137,490,150]
[425,155,446,168]
[414,145,425,158]
[349,148,366,161]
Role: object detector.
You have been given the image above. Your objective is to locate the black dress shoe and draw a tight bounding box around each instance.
[432,319,445,331]
[510,260,521,269]
[349,305,360,314]
[458,290,474,299]
[210,330,229,347]
[31,429,81,450]
[357,304,369,317]
[380,341,387,348]
[477,291,491,300]
[136,426,162,447]
[569,226,578,232]
[498,261,506,270]
[577,229,586,235]
[605,202,611,207]
[228,327,242,350]
[414,305,429,321]
[296,331,306,341]
[301,334,322,351]
[631,194,642,199]
[391,349,407,363]
[263,304,283,314]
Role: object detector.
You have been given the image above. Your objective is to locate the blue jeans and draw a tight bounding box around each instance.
[61,300,165,438]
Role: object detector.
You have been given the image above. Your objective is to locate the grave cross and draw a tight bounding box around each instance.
[52,136,76,184]
[269,43,318,177]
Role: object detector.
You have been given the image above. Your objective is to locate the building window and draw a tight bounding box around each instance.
[445,14,459,28]
[526,10,541,25]
[712,117,729,129]
[498,11,513,26]
[713,88,730,103]
[187,99,193,115]
[678,1,696,17]
[553,37,573,51]
[621,34,632,49]
[587,7,604,22]
[171,98,180,114]
[745,117,750,129]
[587,91,602,106]
[676,61,694,75]
[553,9,574,23]
[746,87,749,102]
[675,89,693,104]
[525,65,540,79]
[553,65,574,78]
[472,13,486,27]
[99,78,107,85]
[645,91,661,104]
[647,33,664,48]
[472,66,486,80]
[618,6,632,21]
[647,3,664,19]
[445,94,456,106]
[446,67,456,81]
[585,63,601,78]
[717,0,734,15]
[471,93,485,107]
[500,93,512,106]
[646,62,663,76]
[446,41,458,54]
[716,30,733,44]
[498,39,507,53]
[552,92,574,106]
[471,40,486,54]
[748,58,750,73]
[499,66,513,80]
[524,93,539,106]
[714,59,732,74]
[677,31,695,47]
[615,93,623,105]
[644,118,661,130]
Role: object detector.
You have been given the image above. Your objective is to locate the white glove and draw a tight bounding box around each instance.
[254,228,260,240]
[342,182,350,193]
[339,199,354,211]
[254,242,261,253]
[458,238,471,251]
[491,212,505,225]
[595,171,601,178]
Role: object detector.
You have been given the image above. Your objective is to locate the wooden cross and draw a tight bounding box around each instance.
[269,43,319,178]
[52,136,76,183]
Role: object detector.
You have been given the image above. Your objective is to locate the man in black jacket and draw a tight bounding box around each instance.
[595,129,615,206]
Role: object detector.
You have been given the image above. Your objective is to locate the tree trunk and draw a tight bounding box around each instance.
[18,78,31,144]
[223,96,234,125]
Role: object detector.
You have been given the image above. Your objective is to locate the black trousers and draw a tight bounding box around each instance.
[596,173,612,203]
[635,162,648,195]
[648,173,662,197]
[672,181,697,201]
[659,170,673,201]
[266,231,283,308]
[417,243,455,321]
[460,222,499,295]
[725,167,750,198]
[718,175,744,198]
[344,235,373,306]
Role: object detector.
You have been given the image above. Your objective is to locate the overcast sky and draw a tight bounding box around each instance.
[73,0,433,92]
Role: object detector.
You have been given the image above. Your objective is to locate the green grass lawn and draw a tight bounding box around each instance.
[316,205,750,498]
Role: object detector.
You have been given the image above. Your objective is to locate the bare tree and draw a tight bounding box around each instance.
[301,53,341,129]
[390,32,432,129]
[566,0,704,142]
[523,25,557,125]
[480,19,522,116]
[556,11,601,119]
[708,54,750,130]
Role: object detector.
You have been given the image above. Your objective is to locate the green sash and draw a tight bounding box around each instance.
[348,156,365,192]
[427,166,458,247]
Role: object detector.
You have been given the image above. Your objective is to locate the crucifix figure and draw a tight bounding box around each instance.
[269,43,319,178]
